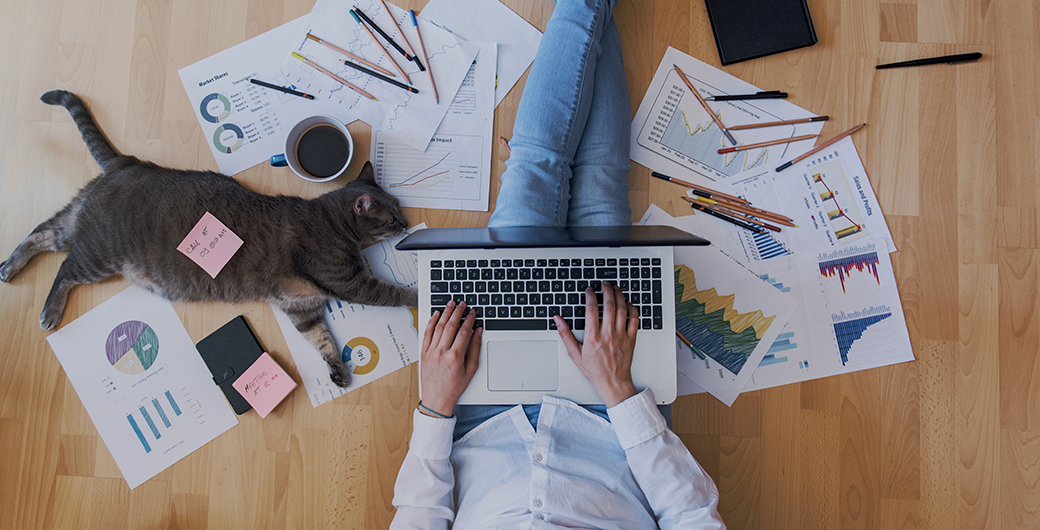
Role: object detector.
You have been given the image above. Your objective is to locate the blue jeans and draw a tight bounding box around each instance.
[457,0,670,440]
[488,0,631,228]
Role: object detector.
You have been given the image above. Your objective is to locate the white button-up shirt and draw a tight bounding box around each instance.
[391,389,725,529]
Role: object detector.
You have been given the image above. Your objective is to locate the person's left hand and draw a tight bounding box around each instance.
[419,301,482,418]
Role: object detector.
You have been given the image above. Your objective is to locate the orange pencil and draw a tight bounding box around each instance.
[291,53,377,101]
[718,133,818,154]
[674,64,737,145]
[306,33,396,78]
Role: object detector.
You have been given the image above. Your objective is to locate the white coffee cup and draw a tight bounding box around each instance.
[270,115,354,182]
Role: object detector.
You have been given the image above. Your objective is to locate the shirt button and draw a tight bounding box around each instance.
[533,499,543,508]
[536,514,545,520]
[534,453,543,462]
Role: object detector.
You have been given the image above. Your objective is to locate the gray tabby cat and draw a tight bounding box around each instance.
[0,90,417,387]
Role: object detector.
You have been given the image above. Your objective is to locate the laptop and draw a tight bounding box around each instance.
[396,225,710,405]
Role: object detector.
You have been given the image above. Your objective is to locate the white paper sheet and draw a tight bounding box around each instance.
[177,17,355,176]
[279,0,479,151]
[372,43,497,211]
[639,206,797,405]
[420,0,542,107]
[630,47,825,187]
[46,287,238,489]
[273,225,424,407]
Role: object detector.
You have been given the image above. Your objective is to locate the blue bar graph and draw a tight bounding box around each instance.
[152,398,171,428]
[139,406,161,440]
[834,313,892,365]
[165,391,182,416]
[127,414,152,453]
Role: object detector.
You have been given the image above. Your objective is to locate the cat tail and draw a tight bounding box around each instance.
[40,90,120,170]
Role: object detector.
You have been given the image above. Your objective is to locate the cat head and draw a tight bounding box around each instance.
[333,161,407,246]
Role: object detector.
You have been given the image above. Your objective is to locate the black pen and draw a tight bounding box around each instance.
[706,91,788,101]
[342,59,419,93]
[249,78,314,99]
[876,52,982,69]
[352,6,414,62]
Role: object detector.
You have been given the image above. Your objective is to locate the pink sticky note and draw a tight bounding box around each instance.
[232,352,297,418]
[177,212,244,278]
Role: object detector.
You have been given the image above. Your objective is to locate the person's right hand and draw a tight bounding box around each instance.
[554,282,639,407]
[419,301,482,418]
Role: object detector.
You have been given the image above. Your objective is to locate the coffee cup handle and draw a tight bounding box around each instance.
[270,154,288,167]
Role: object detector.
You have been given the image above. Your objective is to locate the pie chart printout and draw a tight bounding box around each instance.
[106,320,160,375]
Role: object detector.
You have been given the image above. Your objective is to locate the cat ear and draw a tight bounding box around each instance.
[355,161,376,184]
[354,193,373,214]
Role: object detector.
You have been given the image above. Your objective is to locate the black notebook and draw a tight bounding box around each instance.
[196,316,265,415]
[703,0,817,65]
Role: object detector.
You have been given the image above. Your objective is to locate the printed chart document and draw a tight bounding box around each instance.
[47,286,238,489]
[178,17,355,176]
[280,0,479,151]
[743,237,914,391]
[639,207,797,405]
[274,225,424,407]
[630,46,825,186]
[372,43,497,211]
[420,0,543,107]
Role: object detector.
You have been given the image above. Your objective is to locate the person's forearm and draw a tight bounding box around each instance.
[390,411,458,529]
[609,391,725,529]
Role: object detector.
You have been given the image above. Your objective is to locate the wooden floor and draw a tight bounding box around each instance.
[0,0,1030,528]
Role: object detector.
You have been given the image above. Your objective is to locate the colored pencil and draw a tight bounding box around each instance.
[684,196,795,227]
[727,115,829,131]
[249,78,314,99]
[675,329,706,360]
[776,123,867,172]
[376,0,425,71]
[689,200,764,234]
[673,64,737,145]
[717,133,818,154]
[694,197,783,232]
[342,59,418,93]
[305,33,396,78]
[650,171,751,205]
[350,9,411,83]
[410,10,439,104]
[291,52,377,101]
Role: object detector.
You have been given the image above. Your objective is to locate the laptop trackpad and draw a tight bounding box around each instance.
[487,341,559,391]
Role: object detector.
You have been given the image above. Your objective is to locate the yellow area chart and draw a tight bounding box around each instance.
[676,264,775,340]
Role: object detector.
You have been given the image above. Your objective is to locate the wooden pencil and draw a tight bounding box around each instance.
[291,52,377,101]
[718,133,818,154]
[674,64,737,145]
[776,123,867,172]
[727,115,830,131]
[650,171,751,205]
[306,33,396,77]
[350,9,411,83]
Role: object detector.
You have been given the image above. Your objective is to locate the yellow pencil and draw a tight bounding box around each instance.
[291,53,377,101]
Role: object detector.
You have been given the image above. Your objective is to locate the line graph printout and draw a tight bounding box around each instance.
[631,47,824,186]
[372,43,496,211]
[279,0,479,151]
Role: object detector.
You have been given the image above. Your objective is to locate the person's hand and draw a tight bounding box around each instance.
[554,282,639,407]
[420,301,482,418]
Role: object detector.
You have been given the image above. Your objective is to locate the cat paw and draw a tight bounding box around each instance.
[39,307,63,331]
[329,364,351,388]
[0,260,12,283]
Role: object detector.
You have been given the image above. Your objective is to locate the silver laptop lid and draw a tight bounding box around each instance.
[396,225,710,251]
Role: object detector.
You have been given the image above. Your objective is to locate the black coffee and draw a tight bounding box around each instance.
[296,125,350,178]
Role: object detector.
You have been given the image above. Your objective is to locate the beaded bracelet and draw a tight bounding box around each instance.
[418,400,452,419]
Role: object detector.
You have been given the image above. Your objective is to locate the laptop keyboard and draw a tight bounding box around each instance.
[428,257,664,332]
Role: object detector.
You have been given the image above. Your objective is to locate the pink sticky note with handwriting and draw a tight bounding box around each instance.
[232,352,297,418]
[177,212,244,278]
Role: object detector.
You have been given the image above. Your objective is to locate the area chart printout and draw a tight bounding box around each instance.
[670,245,797,406]
[273,225,424,406]
[46,286,238,489]
[630,47,824,186]
[280,0,479,151]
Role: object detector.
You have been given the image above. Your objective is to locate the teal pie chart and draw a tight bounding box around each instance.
[199,93,231,123]
[212,123,244,154]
